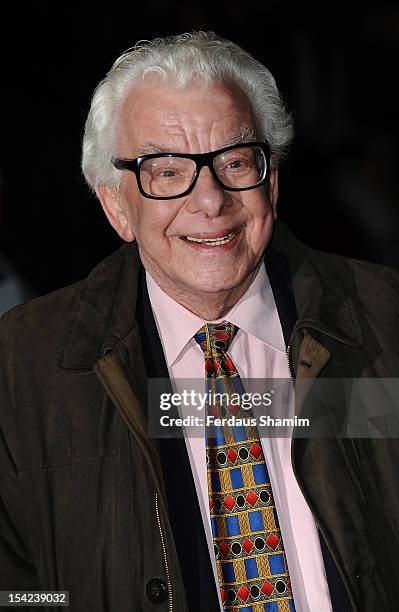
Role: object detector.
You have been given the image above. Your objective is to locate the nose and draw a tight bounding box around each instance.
[184,166,231,217]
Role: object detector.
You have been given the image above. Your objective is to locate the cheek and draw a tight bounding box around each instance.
[242,193,274,251]
[119,179,142,227]
[242,190,273,224]
[128,199,180,242]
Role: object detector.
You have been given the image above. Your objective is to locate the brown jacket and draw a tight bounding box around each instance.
[0,221,399,611]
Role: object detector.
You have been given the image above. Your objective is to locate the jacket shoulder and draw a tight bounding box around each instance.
[348,257,399,297]
[306,247,399,351]
[0,280,84,348]
[0,244,132,346]
[310,245,399,301]
[273,221,399,298]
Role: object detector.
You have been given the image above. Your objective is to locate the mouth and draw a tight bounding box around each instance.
[179,225,243,247]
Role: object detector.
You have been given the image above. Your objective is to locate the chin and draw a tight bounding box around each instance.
[183,273,246,295]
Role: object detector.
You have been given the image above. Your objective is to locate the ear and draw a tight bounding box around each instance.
[97,184,135,242]
[269,167,279,220]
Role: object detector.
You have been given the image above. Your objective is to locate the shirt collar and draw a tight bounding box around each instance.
[146,263,286,368]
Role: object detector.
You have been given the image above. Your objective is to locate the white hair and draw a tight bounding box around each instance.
[81,31,294,193]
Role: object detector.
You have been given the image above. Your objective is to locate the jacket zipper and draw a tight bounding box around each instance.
[94,354,179,610]
[155,492,173,612]
[286,342,294,383]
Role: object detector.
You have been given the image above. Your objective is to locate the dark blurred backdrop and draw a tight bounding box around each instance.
[2,2,399,297]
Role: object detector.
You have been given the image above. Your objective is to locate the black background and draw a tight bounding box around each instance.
[3,2,399,295]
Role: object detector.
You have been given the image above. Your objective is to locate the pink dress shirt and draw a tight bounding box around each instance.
[146,265,333,612]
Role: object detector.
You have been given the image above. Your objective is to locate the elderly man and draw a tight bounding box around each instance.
[1,32,398,612]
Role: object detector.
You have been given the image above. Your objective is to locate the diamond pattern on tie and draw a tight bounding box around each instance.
[194,321,295,612]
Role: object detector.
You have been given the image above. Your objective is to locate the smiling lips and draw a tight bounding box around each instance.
[180,226,242,247]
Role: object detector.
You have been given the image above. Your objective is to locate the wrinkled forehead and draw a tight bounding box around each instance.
[116,78,257,155]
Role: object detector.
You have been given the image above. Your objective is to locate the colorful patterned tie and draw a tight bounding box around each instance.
[194,321,295,612]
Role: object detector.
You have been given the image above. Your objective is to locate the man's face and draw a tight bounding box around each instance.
[100,80,278,299]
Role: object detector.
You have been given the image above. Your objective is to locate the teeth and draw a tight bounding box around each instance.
[185,231,237,246]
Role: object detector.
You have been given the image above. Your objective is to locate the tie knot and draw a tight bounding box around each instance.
[194,321,239,356]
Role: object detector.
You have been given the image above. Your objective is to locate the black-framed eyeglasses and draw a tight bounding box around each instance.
[112,141,271,200]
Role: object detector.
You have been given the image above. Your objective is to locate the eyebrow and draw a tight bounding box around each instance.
[223,127,256,147]
[136,143,171,155]
[136,127,257,156]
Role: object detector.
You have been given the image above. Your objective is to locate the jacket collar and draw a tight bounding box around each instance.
[56,244,142,373]
[270,221,363,348]
[56,220,363,373]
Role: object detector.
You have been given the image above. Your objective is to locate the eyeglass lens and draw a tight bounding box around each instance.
[139,145,267,198]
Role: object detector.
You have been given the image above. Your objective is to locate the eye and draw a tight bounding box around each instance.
[226,159,245,169]
[159,169,177,178]
[152,166,184,179]
[222,157,251,173]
